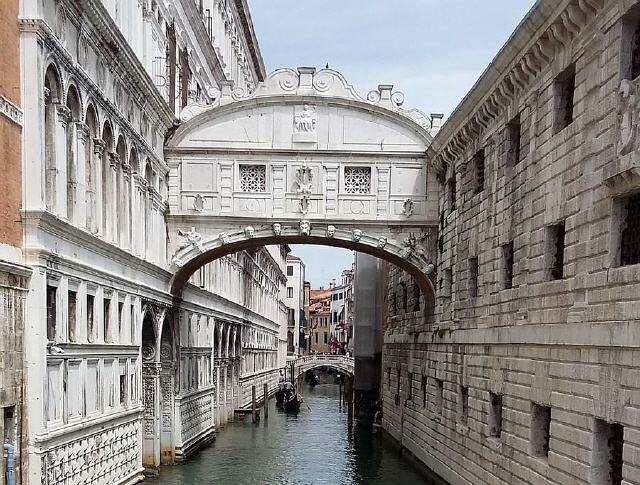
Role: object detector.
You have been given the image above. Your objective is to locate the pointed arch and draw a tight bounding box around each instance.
[65,84,82,221]
[101,120,114,237]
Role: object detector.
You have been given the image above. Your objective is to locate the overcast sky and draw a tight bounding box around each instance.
[247,1,536,287]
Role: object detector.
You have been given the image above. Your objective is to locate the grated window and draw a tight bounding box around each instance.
[239,164,266,192]
[344,167,371,194]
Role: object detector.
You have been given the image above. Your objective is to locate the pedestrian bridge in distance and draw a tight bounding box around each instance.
[290,354,354,379]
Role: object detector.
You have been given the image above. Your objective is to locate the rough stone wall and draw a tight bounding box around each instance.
[382,1,640,484]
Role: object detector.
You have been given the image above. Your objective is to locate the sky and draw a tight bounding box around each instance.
[248,1,536,287]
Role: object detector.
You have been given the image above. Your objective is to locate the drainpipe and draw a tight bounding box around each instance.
[4,443,16,485]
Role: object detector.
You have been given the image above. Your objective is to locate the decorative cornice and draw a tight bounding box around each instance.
[431,0,605,174]
[0,95,23,126]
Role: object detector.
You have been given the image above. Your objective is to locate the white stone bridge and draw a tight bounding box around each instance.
[165,67,440,307]
[289,354,354,380]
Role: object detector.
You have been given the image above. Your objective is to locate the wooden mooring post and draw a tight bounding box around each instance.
[252,385,257,423]
[263,382,269,419]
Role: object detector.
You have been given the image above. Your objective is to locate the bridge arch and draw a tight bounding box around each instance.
[165,66,440,307]
[290,355,355,381]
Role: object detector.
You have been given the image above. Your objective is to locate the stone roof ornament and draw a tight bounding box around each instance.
[177,227,204,253]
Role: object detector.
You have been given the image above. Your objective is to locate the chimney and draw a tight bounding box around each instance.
[430,113,444,134]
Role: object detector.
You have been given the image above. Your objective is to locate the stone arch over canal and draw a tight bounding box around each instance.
[165,67,441,307]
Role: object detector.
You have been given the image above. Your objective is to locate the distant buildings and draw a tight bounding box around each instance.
[284,254,307,356]
[309,289,331,353]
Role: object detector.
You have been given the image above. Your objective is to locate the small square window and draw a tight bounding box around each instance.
[553,64,576,134]
[344,167,371,194]
[530,403,551,458]
[468,258,479,298]
[471,150,485,194]
[502,242,514,289]
[239,164,266,192]
[548,222,566,279]
[489,392,503,438]
[459,386,469,424]
[507,113,525,166]
[591,419,624,485]
[620,193,640,266]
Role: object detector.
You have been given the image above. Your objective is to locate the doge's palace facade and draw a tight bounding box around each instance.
[16,1,284,484]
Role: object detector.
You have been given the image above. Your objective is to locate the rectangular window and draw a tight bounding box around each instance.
[507,114,522,166]
[286,265,294,276]
[591,419,624,485]
[118,301,124,340]
[530,403,551,458]
[621,14,640,81]
[68,290,77,342]
[87,294,95,343]
[395,368,401,405]
[324,333,328,344]
[443,268,453,298]
[407,373,413,400]
[421,376,427,407]
[620,193,640,266]
[344,166,372,194]
[103,296,111,343]
[502,242,514,289]
[447,177,456,212]
[548,222,566,279]
[553,64,576,134]
[46,285,57,341]
[472,149,485,194]
[239,164,266,192]
[286,287,294,298]
[489,392,503,438]
[459,386,469,424]
[130,304,136,345]
[119,362,128,406]
[468,258,478,298]
[435,379,444,414]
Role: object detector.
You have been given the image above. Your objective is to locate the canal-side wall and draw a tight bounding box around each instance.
[382,1,640,484]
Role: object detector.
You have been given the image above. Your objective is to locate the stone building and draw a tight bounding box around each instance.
[14,1,286,483]
[381,1,640,485]
[309,288,331,354]
[284,253,306,356]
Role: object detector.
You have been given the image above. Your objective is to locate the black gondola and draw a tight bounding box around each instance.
[283,390,302,413]
[308,373,320,386]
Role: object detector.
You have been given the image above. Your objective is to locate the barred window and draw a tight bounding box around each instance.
[472,150,485,194]
[621,193,640,266]
[239,164,266,192]
[344,167,371,194]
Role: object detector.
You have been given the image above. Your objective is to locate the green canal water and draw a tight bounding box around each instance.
[154,383,442,485]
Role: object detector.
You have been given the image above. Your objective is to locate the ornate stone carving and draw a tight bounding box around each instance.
[294,104,317,133]
[178,227,204,252]
[192,193,205,212]
[219,232,230,245]
[377,236,388,248]
[402,198,415,217]
[326,225,336,238]
[618,79,639,156]
[344,167,371,194]
[272,222,282,236]
[299,220,311,236]
[401,233,426,260]
[352,229,362,242]
[244,226,255,238]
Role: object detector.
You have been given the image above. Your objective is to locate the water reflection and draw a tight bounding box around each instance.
[154,383,442,485]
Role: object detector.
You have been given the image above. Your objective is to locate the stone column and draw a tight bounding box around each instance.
[54,105,70,217]
[107,152,120,242]
[122,164,132,251]
[92,139,105,236]
[324,163,339,217]
[75,122,88,227]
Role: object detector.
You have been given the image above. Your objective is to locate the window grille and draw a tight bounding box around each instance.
[503,242,514,289]
[344,167,371,194]
[554,65,575,133]
[550,222,566,279]
[239,165,266,192]
[621,193,640,266]
[472,150,485,194]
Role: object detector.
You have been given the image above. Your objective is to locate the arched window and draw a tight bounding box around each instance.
[101,121,114,238]
[65,85,81,222]
[44,65,62,211]
[116,135,127,247]
[128,148,139,248]
[85,104,99,232]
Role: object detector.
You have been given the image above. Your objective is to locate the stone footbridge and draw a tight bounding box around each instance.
[289,354,354,380]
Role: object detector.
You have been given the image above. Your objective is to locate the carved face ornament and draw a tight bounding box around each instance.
[326,225,336,238]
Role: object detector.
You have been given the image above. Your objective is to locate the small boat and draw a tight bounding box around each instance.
[308,373,320,387]
[276,380,294,407]
[283,390,303,413]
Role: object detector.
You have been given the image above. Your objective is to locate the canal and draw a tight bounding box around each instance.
[154,383,443,484]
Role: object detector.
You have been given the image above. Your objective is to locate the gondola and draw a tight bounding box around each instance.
[308,373,320,387]
[283,390,303,413]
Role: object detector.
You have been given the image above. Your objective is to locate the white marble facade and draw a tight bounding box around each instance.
[19,0,280,483]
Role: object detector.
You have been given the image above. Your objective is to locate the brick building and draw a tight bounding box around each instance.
[382,1,640,484]
[0,1,31,484]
